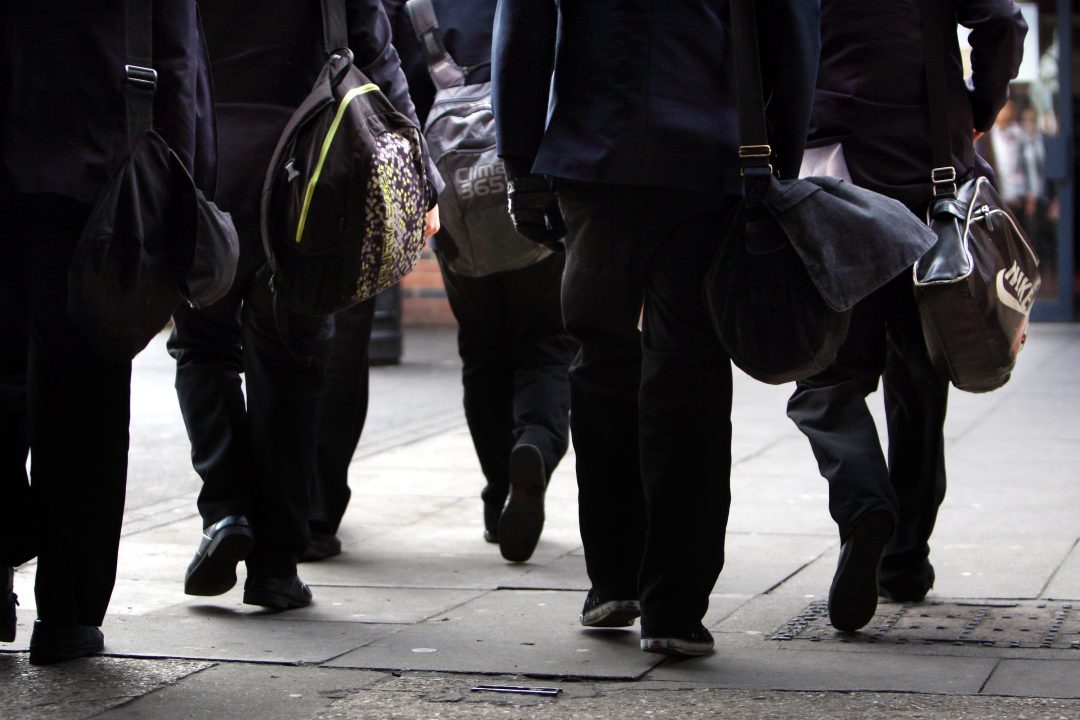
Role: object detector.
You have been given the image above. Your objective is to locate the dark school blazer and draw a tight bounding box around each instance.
[491,0,821,197]
[1,2,210,204]
[808,0,1027,208]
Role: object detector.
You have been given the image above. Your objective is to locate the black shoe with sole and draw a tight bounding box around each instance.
[185,515,255,596]
[498,444,546,563]
[580,589,640,628]
[640,623,715,657]
[2,567,17,643]
[829,510,894,632]
[29,620,104,665]
[243,574,312,610]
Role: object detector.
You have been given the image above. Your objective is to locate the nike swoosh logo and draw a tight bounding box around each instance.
[996,269,1028,314]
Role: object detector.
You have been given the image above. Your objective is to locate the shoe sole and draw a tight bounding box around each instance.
[184,527,255,596]
[498,445,546,563]
[640,637,714,657]
[242,588,312,610]
[581,600,641,628]
[829,512,893,632]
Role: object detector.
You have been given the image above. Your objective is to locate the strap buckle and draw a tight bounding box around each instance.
[124,64,158,90]
[931,166,957,197]
[739,144,774,176]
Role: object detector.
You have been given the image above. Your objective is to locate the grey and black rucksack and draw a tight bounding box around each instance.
[405,0,550,277]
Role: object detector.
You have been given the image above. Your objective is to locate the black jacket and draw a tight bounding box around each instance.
[382,0,495,125]
[492,0,820,196]
[201,0,437,217]
[808,0,1026,207]
[1,2,211,204]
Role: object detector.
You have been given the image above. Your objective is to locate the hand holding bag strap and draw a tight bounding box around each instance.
[728,0,774,203]
[918,0,959,197]
[405,0,468,90]
[123,0,156,147]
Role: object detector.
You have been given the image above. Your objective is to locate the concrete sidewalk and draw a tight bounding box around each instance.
[3,325,1080,719]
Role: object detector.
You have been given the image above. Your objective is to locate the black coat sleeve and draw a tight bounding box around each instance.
[756,0,821,180]
[491,0,558,173]
[348,0,444,197]
[957,0,1027,132]
[152,0,202,176]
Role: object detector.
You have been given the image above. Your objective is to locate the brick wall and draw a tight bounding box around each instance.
[401,248,455,326]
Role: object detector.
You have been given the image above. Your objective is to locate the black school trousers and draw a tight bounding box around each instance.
[786,272,947,594]
[438,251,575,514]
[0,193,131,627]
[557,182,738,634]
[167,212,333,578]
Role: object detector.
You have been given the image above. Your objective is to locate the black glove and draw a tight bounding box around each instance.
[506,174,566,251]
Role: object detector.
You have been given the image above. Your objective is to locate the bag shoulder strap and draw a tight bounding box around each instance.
[729,0,773,201]
[405,0,468,89]
[321,0,349,55]
[918,0,959,197]
[123,0,156,147]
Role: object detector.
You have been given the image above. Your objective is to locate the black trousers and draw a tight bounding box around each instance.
[438,251,575,515]
[308,296,377,535]
[787,272,947,594]
[167,213,333,578]
[557,183,738,633]
[0,193,131,627]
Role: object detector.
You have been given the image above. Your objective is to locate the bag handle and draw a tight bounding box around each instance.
[404,0,468,89]
[728,0,775,202]
[123,0,156,148]
[918,0,960,198]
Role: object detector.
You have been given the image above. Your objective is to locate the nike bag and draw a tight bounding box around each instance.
[912,0,1040,393]
[913,176,1039,392]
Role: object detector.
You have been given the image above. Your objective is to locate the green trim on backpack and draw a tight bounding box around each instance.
[294,82,380,244]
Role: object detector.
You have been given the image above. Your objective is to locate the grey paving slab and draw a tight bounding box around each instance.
[100,612,397,663]
[293,549,534,589]
[646,646,998,694]
[100,663,386,720]
[326,589,661,679]
[714,532,836,596]
[921,533,1076,599]
[0,653,209,720]
[181,585,487,625]
[1045,542,1080,600]
[982,659,1080,698]
[512,554,590,591]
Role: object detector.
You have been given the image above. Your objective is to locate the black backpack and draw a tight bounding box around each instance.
[405,0,550,277]
[260,0,429,317]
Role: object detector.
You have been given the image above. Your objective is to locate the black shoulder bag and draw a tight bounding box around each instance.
[68,0,239,361]
[705,0,938,384]
[912,0,1040,393]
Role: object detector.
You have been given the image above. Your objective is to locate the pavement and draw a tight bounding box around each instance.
[3,323,1080,719]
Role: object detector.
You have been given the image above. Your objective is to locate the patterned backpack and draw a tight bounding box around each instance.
[260,0,428,316]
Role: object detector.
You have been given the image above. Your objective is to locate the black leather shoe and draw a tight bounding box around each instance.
[184,515,255,596]
[298,532,342,563]
[29,620,104,665]
[243,574,312,610]
[498,444,546,562]
[829,510,894,632]
[2,567,17,643]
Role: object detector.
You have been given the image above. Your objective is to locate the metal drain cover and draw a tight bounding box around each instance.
[771,600,1080,649]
